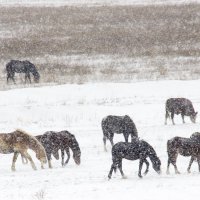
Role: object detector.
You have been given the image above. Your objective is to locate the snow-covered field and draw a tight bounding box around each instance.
[0,0,199,6]
[0,80,200,200]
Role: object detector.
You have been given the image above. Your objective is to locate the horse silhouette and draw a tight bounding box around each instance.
[6,60,40,84]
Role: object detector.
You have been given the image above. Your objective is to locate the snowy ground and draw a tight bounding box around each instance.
[0,80,200,199]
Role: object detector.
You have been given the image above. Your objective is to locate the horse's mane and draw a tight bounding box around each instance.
[15,129,44,151]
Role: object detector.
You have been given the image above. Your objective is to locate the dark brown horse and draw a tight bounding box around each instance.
[102,115,138,151]
[36,130,81,168]
[167,135,200,174]
[6,60,40,84]
[0,129,47,171]
[165,98,197,125]
[108,140,161,179]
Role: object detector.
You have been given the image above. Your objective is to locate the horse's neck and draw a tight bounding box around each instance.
[28,138,39,153]
[146,144,158,162]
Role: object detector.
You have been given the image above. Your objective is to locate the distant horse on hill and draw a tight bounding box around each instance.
[36,130,81,168]
[108,140,161,179]
[101,115,138,151]
[0,129,47,171]
[6,60,40,84]
[167,135,200,174]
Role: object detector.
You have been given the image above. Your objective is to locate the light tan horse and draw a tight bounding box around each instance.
[0,129,47,171]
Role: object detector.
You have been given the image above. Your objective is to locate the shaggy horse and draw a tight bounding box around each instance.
[167,136,200,174]
[165,98,197,125]
[36,130,81,168]
[0,129,47,171]
[108,140,161,179]
[6,60,40,84]
[101,115,138,151]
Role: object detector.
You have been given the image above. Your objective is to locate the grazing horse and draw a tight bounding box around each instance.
[108,140,161,179]
[167,136,200,174]
[36,130,81,168]
[0,129,47,171]
[102,115,138,151]
[165,98,197,125]
[6,60,40,84]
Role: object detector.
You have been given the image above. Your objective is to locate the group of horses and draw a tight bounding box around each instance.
[0,129,81,171]
[3,61,200,180]
[104,97,199,179]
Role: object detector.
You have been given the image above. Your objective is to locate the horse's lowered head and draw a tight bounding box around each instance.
[35,145,47,166]
[190,111,198,123]
[152,157,161,174]
[70,135,81,165]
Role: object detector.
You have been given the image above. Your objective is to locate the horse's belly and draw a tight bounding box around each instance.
[124,155,139,160]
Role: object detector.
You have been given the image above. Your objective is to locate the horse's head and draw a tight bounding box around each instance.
[33,71,40,83]
[190,112,198,123]
[73,150,81,165]
[152,157,161,174]
[36,147,47,164]
[70,135,81,165]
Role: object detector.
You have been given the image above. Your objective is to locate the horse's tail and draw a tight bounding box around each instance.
[6,61,13,75]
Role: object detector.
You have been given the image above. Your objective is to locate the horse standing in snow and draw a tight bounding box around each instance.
[101,115,138,151]
[0,129,47,171]
[165,98,197,125]
[36,130,81,168]
[108,140,161,179]
[6,60,40,84]
[167,135,200,174]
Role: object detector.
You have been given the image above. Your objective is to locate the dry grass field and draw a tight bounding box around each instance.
[0,3,200,88]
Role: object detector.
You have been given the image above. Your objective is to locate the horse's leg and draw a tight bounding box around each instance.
[109,132,114,147]
[103,136,107,152]
[27,73,31,83]
[118,159,126,178]
[187,156,195,173]
[143,159,150,175]
[21,154,28,164]
[171,153,180,174]
[138,159,144,178]
[22,151,37,170]
[165,110,170,125]
[11,152,19,171]
[166,157,171,174]
[64,148,70,166]
[197,157,200,172]
[61,149,64,166]
[124,132,129,143]
[46,152,52,168]
[181,113,185,124]
[171,112,175,125]
[108,163,117,179]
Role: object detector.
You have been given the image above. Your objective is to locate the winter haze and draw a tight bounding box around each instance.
[0,0,200,200]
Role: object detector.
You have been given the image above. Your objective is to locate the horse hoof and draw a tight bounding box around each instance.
[138,175,143,178]
[122,175,127,179]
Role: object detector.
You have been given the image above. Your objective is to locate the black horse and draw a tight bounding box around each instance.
[165,98,197,125]
[36,130,81,168]
[101,115,138,151]
[108,140,161,179]
[6,60,40,84]
[167,136,200,174]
